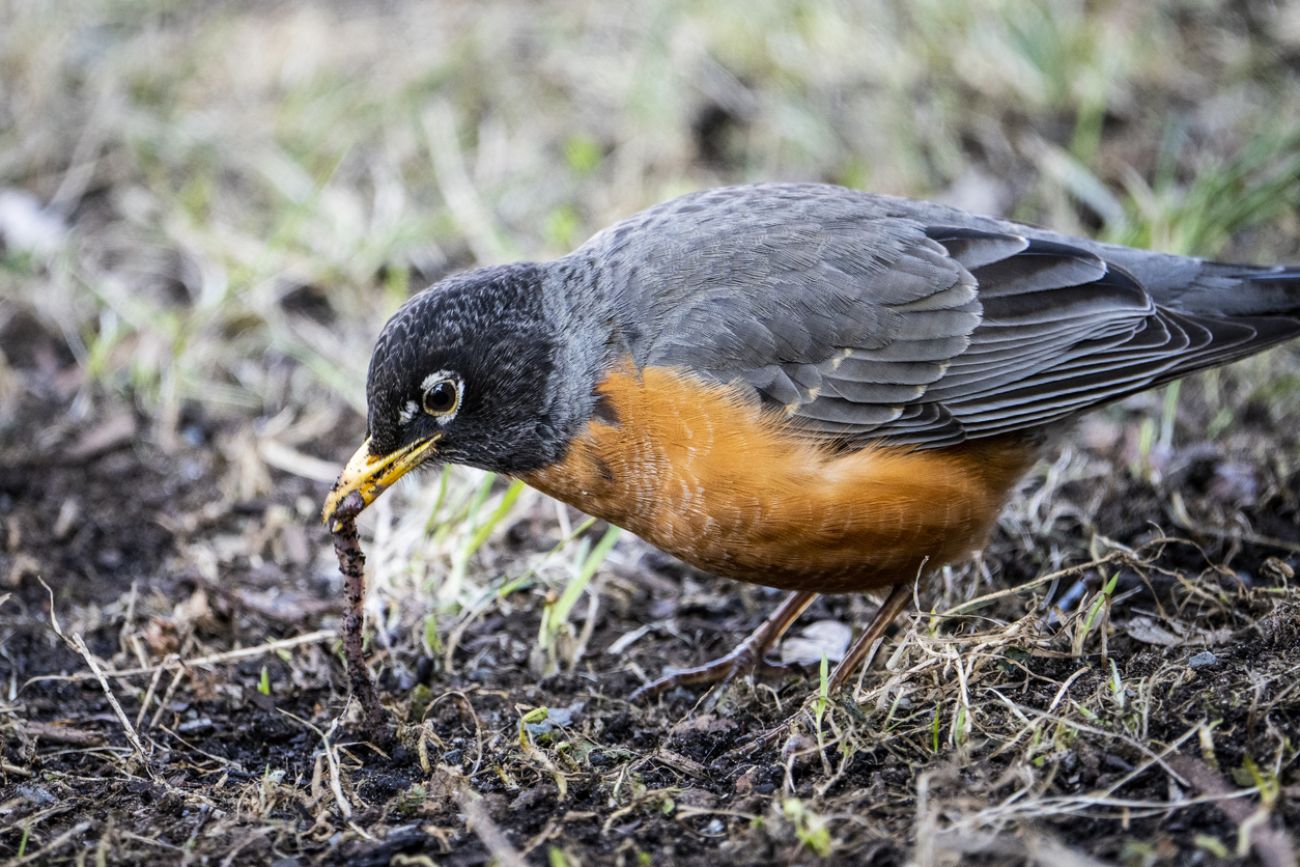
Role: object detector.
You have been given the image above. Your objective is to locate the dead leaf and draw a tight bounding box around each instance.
[780,619,852,665]
[1124,616,1185,647]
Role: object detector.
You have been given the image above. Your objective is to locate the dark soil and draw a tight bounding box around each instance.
[2,337,1299,866]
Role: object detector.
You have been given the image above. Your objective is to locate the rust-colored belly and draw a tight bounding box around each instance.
[520,366,1034,593]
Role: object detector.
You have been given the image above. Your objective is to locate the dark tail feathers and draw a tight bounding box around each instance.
[1157,264,1300,382]
[1188,263,1300,318]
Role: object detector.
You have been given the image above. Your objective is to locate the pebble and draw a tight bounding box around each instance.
[18,784,55,806]
[1188,650,1218,669]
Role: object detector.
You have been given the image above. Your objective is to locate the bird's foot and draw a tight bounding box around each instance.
[630,590,818,704]
[630,642,799,702]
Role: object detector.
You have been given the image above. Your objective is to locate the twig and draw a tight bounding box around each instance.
[69,633,150,765]
[39,579,150,767]
[940,552,1132,616]
[2,760,33,777]
[8,820,93,866]
[463,791,526,867]
[148,667,189,731]
[21,721,104,747]
[1167,755,1296,867]
[1192,525,1300,556]
[23,629,336,686]
[135,658,168,730]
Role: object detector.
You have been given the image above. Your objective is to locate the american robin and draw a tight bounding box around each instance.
[322,183,1300,697]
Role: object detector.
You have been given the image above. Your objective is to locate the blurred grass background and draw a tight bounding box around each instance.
[3,0,1299,637]
[4,0,1298,428]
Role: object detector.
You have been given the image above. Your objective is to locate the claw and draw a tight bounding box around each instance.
[630,590,818,702]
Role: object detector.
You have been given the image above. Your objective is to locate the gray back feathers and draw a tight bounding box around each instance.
[559,183,1300,449]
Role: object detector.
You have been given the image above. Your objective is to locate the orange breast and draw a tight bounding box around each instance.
[520,365,1034,593]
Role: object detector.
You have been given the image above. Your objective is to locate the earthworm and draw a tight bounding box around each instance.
[329,490,387,729]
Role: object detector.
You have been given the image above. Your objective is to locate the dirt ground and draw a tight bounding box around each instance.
[5,284,1300,866]
[3,2,1300,865]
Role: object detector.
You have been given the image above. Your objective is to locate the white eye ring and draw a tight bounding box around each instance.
[420,370,462,424]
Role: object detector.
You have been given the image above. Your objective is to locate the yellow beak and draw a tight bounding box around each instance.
[321,435,441,530]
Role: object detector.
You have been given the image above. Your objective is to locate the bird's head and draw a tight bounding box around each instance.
[321,262,591,529]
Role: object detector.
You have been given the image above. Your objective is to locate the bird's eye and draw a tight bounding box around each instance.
[422,378,460,418]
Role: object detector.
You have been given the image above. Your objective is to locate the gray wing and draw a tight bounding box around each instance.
[575,184,1295,449]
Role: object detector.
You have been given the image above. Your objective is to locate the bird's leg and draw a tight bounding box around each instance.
[631,590,817,700]
[720,582,917,760]
[826,581,914,694]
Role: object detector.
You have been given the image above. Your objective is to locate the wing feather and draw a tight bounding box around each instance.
[575,184,1289,449]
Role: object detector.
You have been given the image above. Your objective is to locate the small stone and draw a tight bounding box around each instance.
[1188,651,1218,669]
[17,784,55,806]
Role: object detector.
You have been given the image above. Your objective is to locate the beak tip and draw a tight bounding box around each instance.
[323,488,367,530]
[321,435,438,530]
